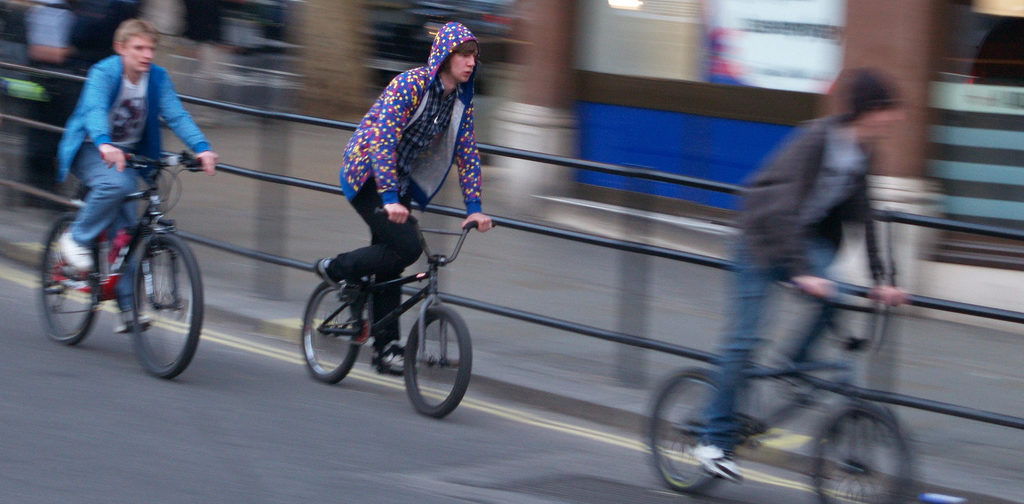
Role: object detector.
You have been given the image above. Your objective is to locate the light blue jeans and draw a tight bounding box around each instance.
[69,145,141,311]
[702,237,838,450]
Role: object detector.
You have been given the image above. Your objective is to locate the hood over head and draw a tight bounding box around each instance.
[425,22,478,100]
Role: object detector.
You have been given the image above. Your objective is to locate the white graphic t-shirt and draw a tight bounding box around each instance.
[109,73,149,149]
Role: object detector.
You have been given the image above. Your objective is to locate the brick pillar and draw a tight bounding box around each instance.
[842,0,949,178]
[514,0,577,109]
[832,2,951,300]
[494,0,577,215]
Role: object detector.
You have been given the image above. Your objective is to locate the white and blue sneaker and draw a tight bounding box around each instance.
[691,443,743,482]
[115,313,152,334]
[60,232,93,271]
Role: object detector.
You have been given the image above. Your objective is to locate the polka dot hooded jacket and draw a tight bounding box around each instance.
[339,22,482,215]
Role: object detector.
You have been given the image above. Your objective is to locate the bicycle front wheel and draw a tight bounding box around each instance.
[301,282,361,384]
[39,212,97,345]
[404,305,472,418]
[813,401,913,504]
[647,368,721,494]
[131,234,204,379]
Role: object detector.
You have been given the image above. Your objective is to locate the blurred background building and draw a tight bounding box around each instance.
[4,0,1024,274]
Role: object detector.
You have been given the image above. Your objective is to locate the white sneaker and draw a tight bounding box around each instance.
[691,443,743,482]
[115,313,152,334]
[59,232,93,271]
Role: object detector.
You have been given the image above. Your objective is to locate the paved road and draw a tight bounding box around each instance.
[1,256,825,504]
[1,115,1022,503]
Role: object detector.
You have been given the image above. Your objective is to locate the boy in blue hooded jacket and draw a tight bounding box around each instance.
[56,19,219,332]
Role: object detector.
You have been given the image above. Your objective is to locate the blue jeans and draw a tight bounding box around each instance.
[702,238,838,450]
[69,145,141,311]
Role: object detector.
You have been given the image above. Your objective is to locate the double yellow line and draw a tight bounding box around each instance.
[4,260,815,494]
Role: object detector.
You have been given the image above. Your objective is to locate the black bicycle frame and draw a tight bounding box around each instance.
[364,267,439,336]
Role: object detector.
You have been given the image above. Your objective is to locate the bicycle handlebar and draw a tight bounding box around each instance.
[373,207,479,264]
[125,151,202,171]
[780,281,890,353]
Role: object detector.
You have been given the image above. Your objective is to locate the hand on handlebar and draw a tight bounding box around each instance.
[99,143,127,172]
[196,150,218,175]
[383,203,410,224]
[792,275,835,300]
[462,212,493,232]
[870,284,909,307]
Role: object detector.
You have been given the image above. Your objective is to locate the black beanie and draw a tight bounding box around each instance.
[844,68,899,122]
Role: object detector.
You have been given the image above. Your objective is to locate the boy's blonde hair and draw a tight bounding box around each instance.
[113,19,160,45]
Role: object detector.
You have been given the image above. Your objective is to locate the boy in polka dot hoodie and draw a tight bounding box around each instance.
[316,22,493,373]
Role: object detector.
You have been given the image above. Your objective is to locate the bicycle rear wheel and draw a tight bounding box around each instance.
[301,282,362,384]
[39,212,97,345]
[813,401,913,504]
[647,368,721,494]
[404,305,472,418]
[131,234,204,379]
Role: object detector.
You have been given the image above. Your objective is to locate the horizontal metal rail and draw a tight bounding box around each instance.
[883,209,1024,242]
[2,61,1022,431]
[0,61,742,194]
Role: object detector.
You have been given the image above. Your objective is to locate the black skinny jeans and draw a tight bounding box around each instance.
[326,179,423,351]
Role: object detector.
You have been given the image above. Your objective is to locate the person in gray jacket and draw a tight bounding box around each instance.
[693,68,909,482]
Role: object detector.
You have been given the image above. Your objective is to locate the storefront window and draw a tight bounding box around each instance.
[930,1,1024,230]
[577,0,847,93]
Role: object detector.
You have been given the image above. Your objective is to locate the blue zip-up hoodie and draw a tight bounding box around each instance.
[56,54,211,181]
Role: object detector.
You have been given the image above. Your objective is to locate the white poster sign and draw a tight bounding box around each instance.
[703,0,847,93]
[932,81,1024,116]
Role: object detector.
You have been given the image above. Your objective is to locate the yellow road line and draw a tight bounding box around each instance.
[3,261,817,495]
[2,265,39,287]
[759,429,812,451]
[17,241,43,252]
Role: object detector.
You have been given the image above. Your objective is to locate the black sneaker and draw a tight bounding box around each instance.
[372,343,404,376]
[314,258,342,288]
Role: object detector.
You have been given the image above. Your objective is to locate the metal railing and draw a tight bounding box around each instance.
[1,61,1022,432]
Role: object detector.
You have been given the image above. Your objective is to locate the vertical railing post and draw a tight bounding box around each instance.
[254,84,291,298]
[867,215,900,392]
[615,176,651,387]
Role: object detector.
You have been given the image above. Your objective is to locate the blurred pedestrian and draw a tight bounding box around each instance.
[21,0,139,207]
[71,0,141,65]
[182,0,222,45]
[23,0,78,207]
[692,68,909,482]
[55,18,219,333]
[314,22,493,375]
[178,0,228,124]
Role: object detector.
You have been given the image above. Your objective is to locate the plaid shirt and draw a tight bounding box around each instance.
[395,77,457,195]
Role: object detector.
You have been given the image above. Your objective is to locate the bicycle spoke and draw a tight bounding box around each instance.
[814,405,912,504]
[39,214,96,345]
[301,283,361,384]
[647,369,719,494]
[133,235,203,379]
[404,305,471,418]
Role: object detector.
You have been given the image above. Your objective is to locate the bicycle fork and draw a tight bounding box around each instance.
[141,247,183,311]
[415,266,447,366]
